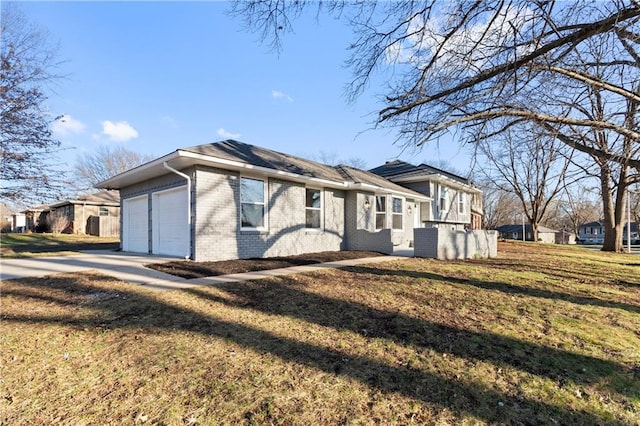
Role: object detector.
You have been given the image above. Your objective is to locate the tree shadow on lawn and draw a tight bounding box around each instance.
[2,273,636,425]
[346,265,640,315]
[472,257,640,287]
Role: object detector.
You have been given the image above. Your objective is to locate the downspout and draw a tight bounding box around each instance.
[163,162,192,259]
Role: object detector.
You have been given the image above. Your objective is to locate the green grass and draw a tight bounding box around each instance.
[1,242,639,424]
[0,233,119,257]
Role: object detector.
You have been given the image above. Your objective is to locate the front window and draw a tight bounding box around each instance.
[240,177,266,228]
[305,188,321,229]
[458,193,466,214]
[375,195,386,230]
[440,187,448,213]
[99,207,109,217]
[392,197,403,230]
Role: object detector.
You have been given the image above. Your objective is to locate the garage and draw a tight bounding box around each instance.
[122,195,149,253]
[152,186,190,257]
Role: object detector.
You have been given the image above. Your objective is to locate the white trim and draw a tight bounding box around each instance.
[239,175,268,231]
[391,196,404,231]
[304,186,324,231]
[375,194,387,231]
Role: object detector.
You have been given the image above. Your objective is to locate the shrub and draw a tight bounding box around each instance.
[46,210,70,235]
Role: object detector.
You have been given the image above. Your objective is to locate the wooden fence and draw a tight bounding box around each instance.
[87,216,120,237]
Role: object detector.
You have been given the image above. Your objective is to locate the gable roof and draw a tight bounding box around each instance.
[47,191,121,209]
[369,159,480,192]
[97,140,430,200]
[182,140,347,183]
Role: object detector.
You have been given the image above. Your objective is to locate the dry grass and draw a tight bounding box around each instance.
[0,233,119,257]
[1,242,639,425]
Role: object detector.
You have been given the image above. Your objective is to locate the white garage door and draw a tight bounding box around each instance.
[122,195,149,253]
[152,186,189,257]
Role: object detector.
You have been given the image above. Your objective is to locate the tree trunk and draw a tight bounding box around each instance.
[601,166,626,252]
[531,221,539,242]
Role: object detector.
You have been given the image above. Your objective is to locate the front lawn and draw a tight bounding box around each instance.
[0,233,119,257]
[1,242,638,424]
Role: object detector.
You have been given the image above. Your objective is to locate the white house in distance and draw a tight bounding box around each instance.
[97,140,483,261]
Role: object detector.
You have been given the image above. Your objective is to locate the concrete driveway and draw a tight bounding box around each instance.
[0,250,405,291]
[0,251,193,291]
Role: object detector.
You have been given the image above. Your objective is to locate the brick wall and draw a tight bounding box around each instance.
[414,227,497,259]
[193,166,346,261]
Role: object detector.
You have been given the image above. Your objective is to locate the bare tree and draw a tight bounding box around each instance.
[476,125,574,241]
[479,182,521,230]
[74,145,154,191]
[1,4,67,204]
[541,186,601,237]
[233,1,640,250]
[306,150,368,170]
[45,210,69,235]
[231,1,640,169]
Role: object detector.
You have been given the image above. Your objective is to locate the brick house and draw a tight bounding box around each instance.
[97,140,482,260]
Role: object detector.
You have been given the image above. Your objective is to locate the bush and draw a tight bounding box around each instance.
[46,210,70,235]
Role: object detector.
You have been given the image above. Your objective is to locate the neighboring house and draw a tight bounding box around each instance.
[40,191,121,236]
[23,205,48,232]
[578,220,639,244]
[495,224,559,244]
[369,160,483,230]
[11,213,26,232]
[97,140,482,261]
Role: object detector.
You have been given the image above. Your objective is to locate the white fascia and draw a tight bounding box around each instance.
[347,182,431,202]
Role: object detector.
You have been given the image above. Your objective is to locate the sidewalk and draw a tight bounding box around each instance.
[0,251,405,291]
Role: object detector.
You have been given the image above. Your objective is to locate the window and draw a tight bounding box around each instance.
[99,207,109,217]
[305,188,321,229]
[391,197,403,230]
[439,187,448,213]
[375,195,386,230]
[240,177,266,229]
[458,192,466,214]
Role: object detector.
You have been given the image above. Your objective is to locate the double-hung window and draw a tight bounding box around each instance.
[375,195,386,230]
[240,177,266,229]
[305,188,322,229]
[439,187,448,214]
[391,197,403,230]
[458,192,466,215]
[99,207,109,217]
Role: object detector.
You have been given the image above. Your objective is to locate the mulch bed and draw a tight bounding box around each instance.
[146,250,385,279]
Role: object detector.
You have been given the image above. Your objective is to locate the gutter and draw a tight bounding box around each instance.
[163,162,192,259]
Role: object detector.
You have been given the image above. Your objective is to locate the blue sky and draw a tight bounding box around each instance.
[21,1,473,174]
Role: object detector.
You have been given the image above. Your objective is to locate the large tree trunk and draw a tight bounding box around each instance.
[531,221,539,242]
[601,166,626,252]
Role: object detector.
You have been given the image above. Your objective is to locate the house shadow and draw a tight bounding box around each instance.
[3,273,635,424]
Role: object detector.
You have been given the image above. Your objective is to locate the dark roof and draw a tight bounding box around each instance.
[579,221,603,228]
[369,159,473,185]
[48,191,120,209]
[181,140,346,183]
[495,224,559,234]
[181,140,427,198]
[334,165,427,198]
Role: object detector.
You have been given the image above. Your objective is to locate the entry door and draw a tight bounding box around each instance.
[122,195,149,253]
